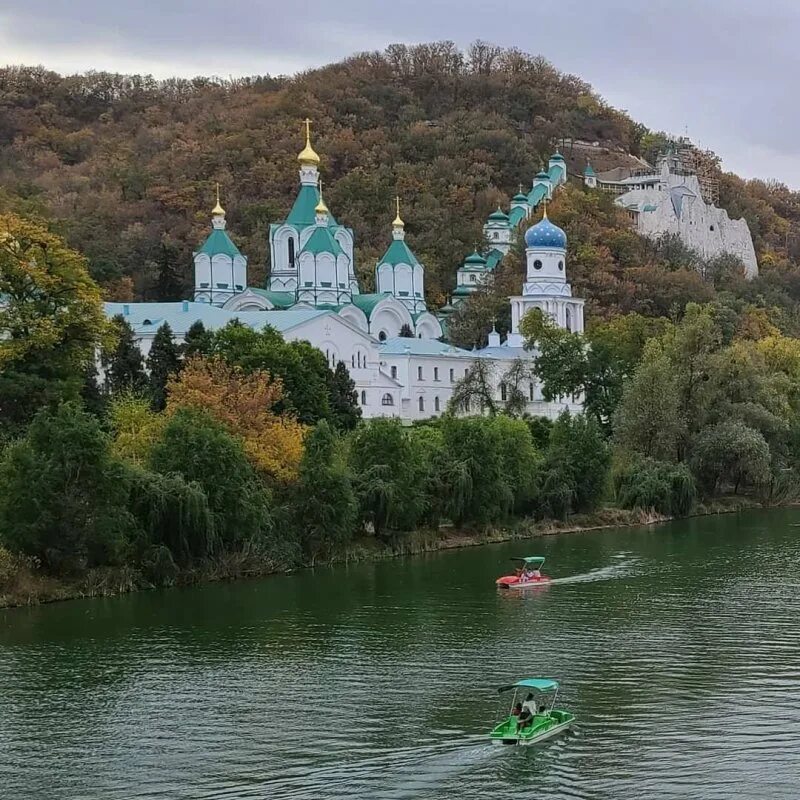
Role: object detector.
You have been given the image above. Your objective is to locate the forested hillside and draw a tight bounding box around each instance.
[2,41,800,318]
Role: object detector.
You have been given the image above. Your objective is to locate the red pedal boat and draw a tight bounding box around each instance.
[496,556,551,588]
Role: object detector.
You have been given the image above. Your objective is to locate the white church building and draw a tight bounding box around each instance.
[105,122,585,421]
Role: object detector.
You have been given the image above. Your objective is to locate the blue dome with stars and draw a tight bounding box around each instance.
[524,216,567,250]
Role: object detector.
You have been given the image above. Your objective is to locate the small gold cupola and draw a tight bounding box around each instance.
[298,118,320,166]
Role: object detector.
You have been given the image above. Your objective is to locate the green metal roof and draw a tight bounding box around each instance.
[379,238,420,267]
[548,164,563,183]
[351,292,391,317]
[513,556,545,567]
[509,206,528,227]
[485,249,504,271]
[487,208,510,223]
[300,226,345,257]
[512,192,529,203]
[286,184,339,227]
[198,228,241,258]
[535,170,551,181]
[248,288,296,309]
[464,250,487,267]
[528,183,549,208]
[584,163,596,176]
[550,152,565,161]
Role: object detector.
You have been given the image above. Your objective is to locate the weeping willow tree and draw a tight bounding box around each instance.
[128,468,216,569]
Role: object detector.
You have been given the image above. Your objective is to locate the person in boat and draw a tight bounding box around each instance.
[530,565,541,579]
[538,704,547,717]
[520,567,533,583]
[522,693,536,713]
[511,702,523,717]
[517,706,533,730]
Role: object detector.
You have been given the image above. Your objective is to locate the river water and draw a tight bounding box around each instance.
[2,509,800,799]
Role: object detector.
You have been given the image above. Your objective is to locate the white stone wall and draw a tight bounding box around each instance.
[617,173,758,277]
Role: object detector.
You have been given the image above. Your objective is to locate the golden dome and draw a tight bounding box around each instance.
[298,118,320,166]
[315,180,329,215]
[392,196,404,227]
[212,182,225,216]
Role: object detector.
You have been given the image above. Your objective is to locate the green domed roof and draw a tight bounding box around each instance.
[550,152,565,161]
[487,207,509,222]
[512,192,529,203]
[535,170,551,181]
[464,250,487,266]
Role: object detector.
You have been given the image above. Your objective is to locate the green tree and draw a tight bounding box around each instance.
[349,418,426,536]
[613,458,696,517]
[150,408,276,554]
[690,420,771,496]
[146,322,181,410]
[292,421,356,562]
[128,468,215,571]
[211,322,331,425]
[0,403,133,572]
[155,241,184,301]
[0,213,107,434]
[399,323,414,338]
[327,361,361,431]
[182,320,213,359]
[103,315,148,396]
[449,358,497,415]
[614,339,683,462]
[541,412,610,516]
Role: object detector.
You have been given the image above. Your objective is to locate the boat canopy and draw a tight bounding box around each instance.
[511,556,545,567]
[498,678,559,693]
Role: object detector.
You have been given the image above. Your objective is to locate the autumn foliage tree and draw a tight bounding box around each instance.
[165,356,306,485]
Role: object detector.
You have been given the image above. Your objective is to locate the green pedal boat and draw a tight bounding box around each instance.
[489,678,575,746]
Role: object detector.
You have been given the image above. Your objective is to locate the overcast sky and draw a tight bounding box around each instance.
[1,0,798,185]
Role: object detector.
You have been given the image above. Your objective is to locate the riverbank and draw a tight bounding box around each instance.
[0,496,765,609]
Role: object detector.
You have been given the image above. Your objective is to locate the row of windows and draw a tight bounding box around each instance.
[409,366,469,382]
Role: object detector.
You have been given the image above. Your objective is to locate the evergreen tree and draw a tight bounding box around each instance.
[327,361,361,431]
[103,315,148,396]
[147,322,181,410]
[155,241,184,301]
[80,359,106,418]
[399,323,414,338]
[182,320,213,359]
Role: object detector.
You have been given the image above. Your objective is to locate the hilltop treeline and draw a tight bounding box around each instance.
[4,40,800,311]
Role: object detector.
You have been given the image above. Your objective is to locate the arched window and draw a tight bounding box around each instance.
[382,393,394,406]
[470,274,476,283]
[565,307,572,332]
[288,238,295,267]
[361,390,367,405]
[390,365,397,379]
[434,396,440,412]
[533,259,543,270]
[352,354,355,368]
[418,396,425,412]
[529,382,535,401]
[418,366,423,380]
[501,383,507,401]
[492,231,498,240]
[378,331,387,342]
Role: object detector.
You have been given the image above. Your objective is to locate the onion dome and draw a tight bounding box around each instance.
[393,196,404,227]
[550,151,565,162]
[512,191,529,203]
[298,118,320,166]
[535,170,551,181]
[584,161,596,176]
[487,207,509,222]
[524,210,567,249]
[212,182,225,216]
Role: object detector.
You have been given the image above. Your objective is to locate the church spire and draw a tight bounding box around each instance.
[392,196,405,240]
[298,118,320,166]
[211,183,226,229]
[315,178,329,225]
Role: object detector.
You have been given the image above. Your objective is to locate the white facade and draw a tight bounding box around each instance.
[597,159,758,278]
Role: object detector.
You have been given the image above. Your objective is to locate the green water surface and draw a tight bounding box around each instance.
[2,509,800,799]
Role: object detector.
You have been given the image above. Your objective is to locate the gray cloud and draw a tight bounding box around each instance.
[1,0,799,184]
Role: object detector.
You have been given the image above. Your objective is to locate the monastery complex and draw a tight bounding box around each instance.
[108,122,757,422]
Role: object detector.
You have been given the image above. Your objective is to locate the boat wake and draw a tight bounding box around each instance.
[550,553,640,585]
